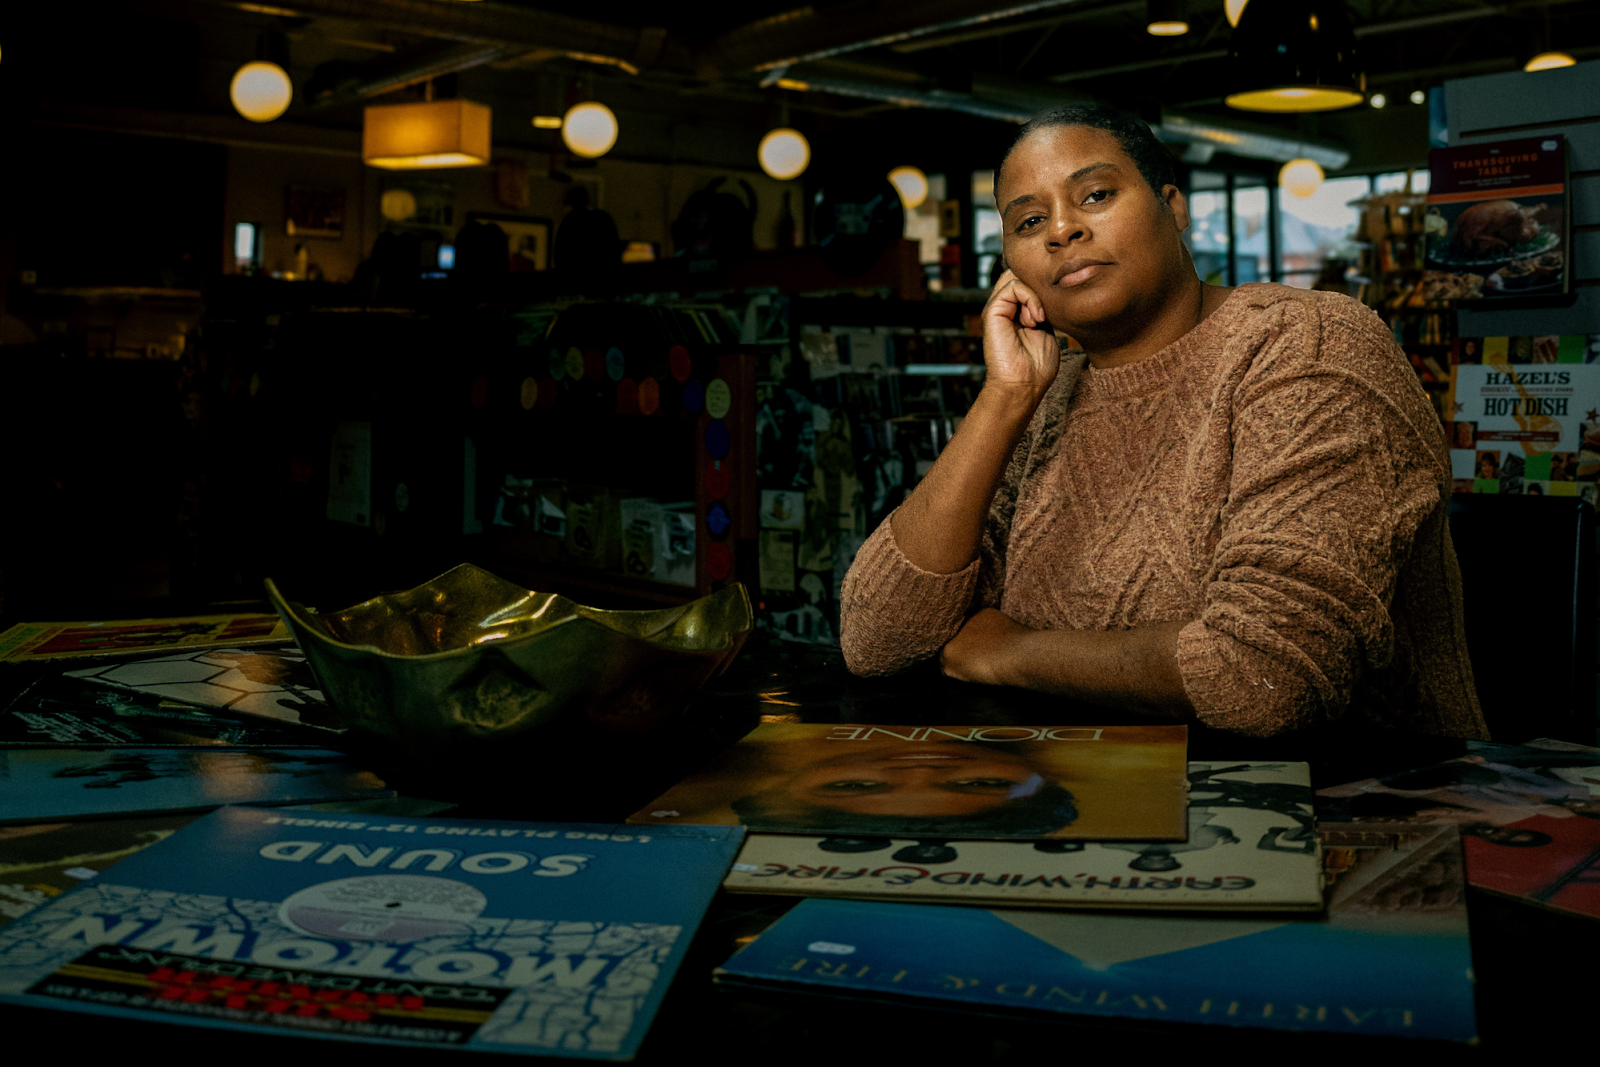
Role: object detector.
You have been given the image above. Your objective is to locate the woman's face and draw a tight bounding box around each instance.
[997,125,1192,335]
[773,743,1043,819]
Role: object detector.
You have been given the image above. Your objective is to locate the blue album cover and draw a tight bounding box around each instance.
[0,806,744,1059]
[717,824,1476,1043]
[0,748,392,824]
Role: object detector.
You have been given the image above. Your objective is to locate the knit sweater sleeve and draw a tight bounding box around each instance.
[839,356,1082,676]
[1174,296,1450,736]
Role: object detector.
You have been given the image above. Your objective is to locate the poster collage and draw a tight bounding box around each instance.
[1446,334,1600,499]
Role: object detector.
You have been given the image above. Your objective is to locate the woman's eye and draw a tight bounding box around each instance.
[1085,189,1112,204]
[951,778,1018,788]
[819,780,886,791]
[1015,214,1045,233]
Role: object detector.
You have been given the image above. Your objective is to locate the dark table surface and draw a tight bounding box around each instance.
[2,640,1594,1058]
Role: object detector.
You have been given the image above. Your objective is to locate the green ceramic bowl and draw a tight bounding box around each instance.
[266,564,751,751]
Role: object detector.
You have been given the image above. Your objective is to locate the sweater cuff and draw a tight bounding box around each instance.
[1175,619,1253,732]
[843,519,982,635]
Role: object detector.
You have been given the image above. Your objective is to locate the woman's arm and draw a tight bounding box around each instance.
[889,270,1063,574]
[941,610,1193,717]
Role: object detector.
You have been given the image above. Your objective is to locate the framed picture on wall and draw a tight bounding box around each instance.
[466,212,551,272]
[285,186,346,239]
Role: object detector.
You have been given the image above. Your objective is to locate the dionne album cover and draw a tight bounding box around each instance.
[625,723,1188,840]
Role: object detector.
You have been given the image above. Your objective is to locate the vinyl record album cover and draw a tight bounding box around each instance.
[716,823,1474,1042]
[0,616,290,662]
[64,646,340,732]
[0,807,744,1059]
[724,761,1320,910]
[626,723,1188,841]
[1,675,316,748]
[0,800,459,930]
[0,748,392,825]
[1317,738,1600,921]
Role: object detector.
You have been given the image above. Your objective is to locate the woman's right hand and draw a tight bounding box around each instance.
[982,269,1060,399]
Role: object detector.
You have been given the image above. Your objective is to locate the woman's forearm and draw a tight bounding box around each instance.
[889,383,1044,575]
[941,609,1194,717]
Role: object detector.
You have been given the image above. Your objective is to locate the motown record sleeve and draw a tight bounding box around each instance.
[0,807,744,1058]
[626,723,1188,841]
[723,761,1321,910]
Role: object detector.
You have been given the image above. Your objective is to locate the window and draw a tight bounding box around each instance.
[1233,177,1272,284]
[972,169,1001,287]
[1278,175,1370,289]
[1186,172,1230,286]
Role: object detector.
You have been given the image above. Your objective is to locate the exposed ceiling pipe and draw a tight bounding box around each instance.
[215,0,686,73]
[698,0,1096,74]
[307,40,510,107]
[777,69,1348,167]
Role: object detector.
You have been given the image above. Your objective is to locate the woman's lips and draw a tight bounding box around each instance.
[1054,260,1110,287]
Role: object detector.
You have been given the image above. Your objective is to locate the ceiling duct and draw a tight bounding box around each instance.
[217,0,684,74]
[307,40,509,107]
[698,0,1093,75]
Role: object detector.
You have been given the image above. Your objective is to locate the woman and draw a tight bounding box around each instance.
[840,104,1486,740]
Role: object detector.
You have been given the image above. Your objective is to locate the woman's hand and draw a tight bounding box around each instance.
[940,608,1032,686]
[982,269,1060,398]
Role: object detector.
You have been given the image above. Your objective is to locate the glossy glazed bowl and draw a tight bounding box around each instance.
[265,564,751,751]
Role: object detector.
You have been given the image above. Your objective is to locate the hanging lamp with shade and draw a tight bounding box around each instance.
[363,92,492,170]
[1225,0,1365,113]
[888,166,929,210]
[1524,52,1575,72]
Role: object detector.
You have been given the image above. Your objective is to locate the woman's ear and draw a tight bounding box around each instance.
[1165,185,1192,233]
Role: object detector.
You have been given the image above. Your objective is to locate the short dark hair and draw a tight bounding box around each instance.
[1000,104,1176,199]
[729,782,1079,837]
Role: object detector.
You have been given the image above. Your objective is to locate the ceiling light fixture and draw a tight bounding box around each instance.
[1225,0,1250,27]
[1370,92,1387,108]
[230,60,292,123]
[758,128,811,181]
[1524,52,1576,72]
[363,98,492,170]
[561,101,618,158]
[532,115,563,129]
[1409,89,1426,105]
[1147,0,1189,36]
[1225,0,1365,113]
[1279,158,1325,198]
[888,166,929,210]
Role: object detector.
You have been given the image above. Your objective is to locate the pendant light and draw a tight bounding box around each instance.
[231,62,292,122]
[1279,158,1325,199]
[1146,0,1189,36]
[888,166,929,210]
[1524,52,1575,72]
[561,102,618,159]
[758,128,810,181]
[1225,0,1364,113]
[1225,0,1250,27]
[363,95,492,170]
[230,31,292,123]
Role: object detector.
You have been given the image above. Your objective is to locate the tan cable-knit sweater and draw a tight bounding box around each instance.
[840,283,1487,739]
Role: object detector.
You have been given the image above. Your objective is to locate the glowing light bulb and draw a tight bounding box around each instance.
[230,61,292,123]
[888,166,929,210]
[1410,89,1426,105]
[1278,158,1325,199]
[561,102,618,159]
[1370,92,1387,108]
[1225,0,1249,26]
[758,128,810,181]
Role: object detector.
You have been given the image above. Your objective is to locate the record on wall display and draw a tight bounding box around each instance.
[814,174,905,278]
